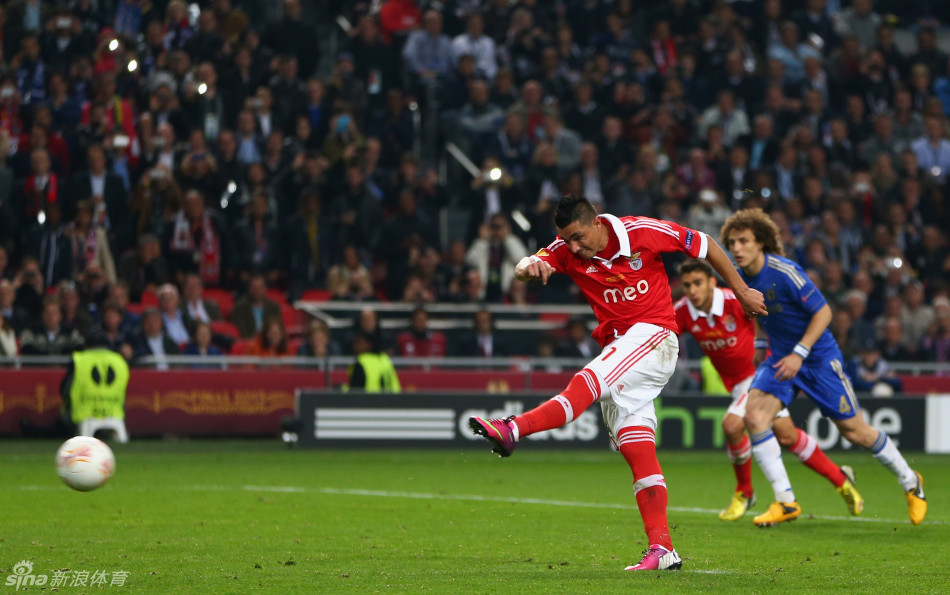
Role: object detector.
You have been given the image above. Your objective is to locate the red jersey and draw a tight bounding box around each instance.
[674,287,756,391]
[534,214,708,347]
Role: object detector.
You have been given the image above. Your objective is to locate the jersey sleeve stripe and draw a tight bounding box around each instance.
[625,222,679,239]
[697,231,709,259]
[767,260,806,288]
[624,220,676,234]
[625,217,676,233]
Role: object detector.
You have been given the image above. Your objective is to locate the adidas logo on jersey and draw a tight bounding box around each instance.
[586,265,598,274]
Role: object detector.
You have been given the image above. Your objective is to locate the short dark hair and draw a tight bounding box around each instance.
[554,195,597,228]
[678,259,714,278]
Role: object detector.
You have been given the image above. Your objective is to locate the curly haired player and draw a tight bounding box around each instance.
[721,208,926,527]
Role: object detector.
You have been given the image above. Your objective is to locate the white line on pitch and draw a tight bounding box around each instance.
[239,485,944,525]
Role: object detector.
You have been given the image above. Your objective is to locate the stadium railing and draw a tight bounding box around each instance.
[0,354,945,378]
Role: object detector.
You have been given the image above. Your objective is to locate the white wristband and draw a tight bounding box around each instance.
[754,339,768,350]
[793,343,810,359]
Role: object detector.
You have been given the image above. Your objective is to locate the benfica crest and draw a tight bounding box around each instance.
[629,252,643,271]
[723,315,737,332]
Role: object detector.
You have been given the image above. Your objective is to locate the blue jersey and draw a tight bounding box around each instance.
[738,253,841,362]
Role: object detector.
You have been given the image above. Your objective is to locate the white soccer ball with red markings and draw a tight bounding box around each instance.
[55,436,115,492]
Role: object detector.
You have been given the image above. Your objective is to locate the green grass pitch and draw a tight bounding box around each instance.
[0,440,946,592]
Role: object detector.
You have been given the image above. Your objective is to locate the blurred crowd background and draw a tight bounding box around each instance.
[0,0,947,371]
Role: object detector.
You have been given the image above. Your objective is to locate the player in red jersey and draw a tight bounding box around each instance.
[468,195,767,572]
[675,259,863,521]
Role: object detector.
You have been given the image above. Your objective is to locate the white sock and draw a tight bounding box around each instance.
[751,430,796,503]
[870,431,916,491]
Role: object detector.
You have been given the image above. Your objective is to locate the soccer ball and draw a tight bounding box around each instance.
[55,436,115,492]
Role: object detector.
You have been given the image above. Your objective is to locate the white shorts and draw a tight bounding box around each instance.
[584,323,679,439]
[726,376,790,419]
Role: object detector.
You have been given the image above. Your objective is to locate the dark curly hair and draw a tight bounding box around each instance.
[720,208,785,257]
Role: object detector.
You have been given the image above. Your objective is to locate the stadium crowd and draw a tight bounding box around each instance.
[0,0,947,368]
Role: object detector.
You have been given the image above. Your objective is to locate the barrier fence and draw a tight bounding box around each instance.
[1,365,948,452]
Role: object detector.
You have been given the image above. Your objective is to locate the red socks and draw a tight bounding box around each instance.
[726,434,753,498]
[514,369,602,437]
[618,426,672,550]
[790,428,846,488]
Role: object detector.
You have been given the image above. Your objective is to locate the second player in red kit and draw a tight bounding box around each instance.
[675,259,863,523]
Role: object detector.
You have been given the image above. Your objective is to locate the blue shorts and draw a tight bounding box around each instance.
[750,355,861,420]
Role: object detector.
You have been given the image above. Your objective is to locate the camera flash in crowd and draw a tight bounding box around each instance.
[109,39,119,52]
[37,210,46,225]
[198,83,208,95]
[489,167,502,182]
[127,59,138,73]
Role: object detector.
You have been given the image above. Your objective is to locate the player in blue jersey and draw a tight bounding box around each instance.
[720,209,927,526]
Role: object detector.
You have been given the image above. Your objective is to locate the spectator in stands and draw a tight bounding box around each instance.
[246,316,291,357]
[282,189,330,300]
[231,274,281,339]
[486,113,533,183]
[0,280,28,335]
[66,199,117,284]
[131,307,180,368]
[94,300,134,361]
[909,26,948,83]
[541,113,581,174]
[879,316,915,363]
[465,213,528,303]
[453,13,497,81]
[911,116,950,184]
[686,189,732,239]
[236,191,281,285]
[920,297,950,364]
[12,258,44,324]
[346,307,391,356]
[118,233,170,302]
[163,189,230,287]
[329,162,380,252]
[465,156,522,243]
[182,321,223,362]
[261,0,319,77]
[69,144,128,250]
[556,317,598,360]
[156,283,191,347]
[698,90,750,148]
[57,281,92,336]
[901,281,935,351]
[327,245,373,301]
[457,309,506,357]
[181,273,221,326]
[298,319,341,358]
[20,296,84,355]
[401,10,454,86]
[397,306,446,357]
[0,303,17,356]
[24,200,73,290]
[847,338,903,397]
[455,79,504,152]
[834,0,881,50]
[577,143,605,212]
